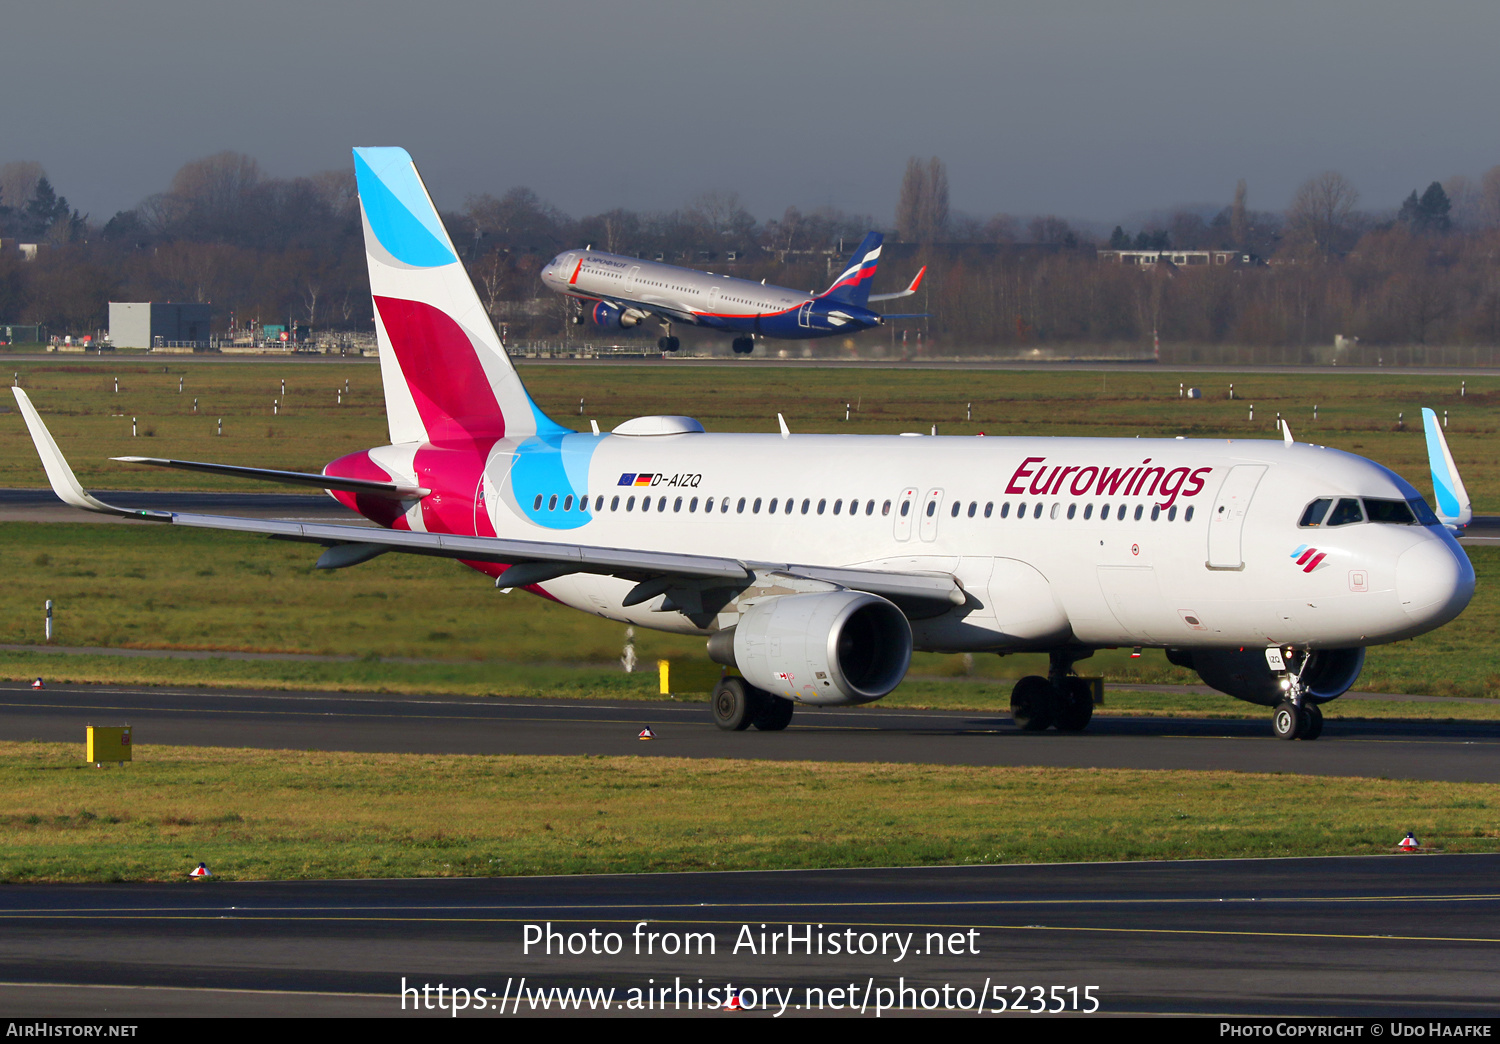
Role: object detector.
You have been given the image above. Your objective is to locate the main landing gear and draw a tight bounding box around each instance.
[658,321,680,353]
[731,336,754,355]
[712,676,794,732]
[1272,700,1323,741]
[1009,651,1096,732]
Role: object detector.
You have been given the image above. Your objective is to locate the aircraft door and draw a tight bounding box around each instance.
[893,487,918,541]
[919,488,944,542]
[626,265,640,293]
[1206,464,1267,569]
[707,286,722,312]
[798,301,813,328]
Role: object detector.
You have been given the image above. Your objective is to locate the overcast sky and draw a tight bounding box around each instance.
[9,1,1500,227]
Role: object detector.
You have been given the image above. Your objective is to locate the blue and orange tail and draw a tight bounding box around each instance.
[818,232,883,308]
[353,147,566,446]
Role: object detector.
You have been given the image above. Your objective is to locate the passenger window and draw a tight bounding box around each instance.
[610,496,619,511]
[817,499,826,515]
[1185,506,1195,522]
[1133,505,1143,521]
[721,497,730,513]
[1168,506,1177,521]
[1084,504,1093,519]
[548,495,558,511]
[1018,502,1027,517]
[1326,498,1364,526]
[658,496,667,512]
[1001,502,1010,518]
[768,498,778,513]
[900,501,910,517]
[1116,505,1126,520]
[689,496,698,512]
[1100,503,1109,517]
[594,495,603,511]
[984,502,993,518]
[642,496,651,512]
[868,500,877,515]
[1299,498,1333,527]
[1033,503,1043,519]
[1150,505,1160,521]
[752,497,761,513]
[801,498,810,514]
[786,498,795,514]
[563,495,573,511]
[736,497,746,513]
[1067,504,1076,519]
[967,501,977,518]
[833,499,842,515]
[627,495,636,510]
[925,501,936,518]
[882,500,891,516]
[949,501,959,518]
[533,494,543,510]
[1050,503,1059,519]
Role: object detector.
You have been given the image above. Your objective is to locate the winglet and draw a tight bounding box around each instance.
[777,413,790,438]
[11,389,167,519]
[1281,418,1294,446]
[1422,407,1471,528]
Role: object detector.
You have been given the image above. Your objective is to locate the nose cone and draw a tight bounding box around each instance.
[1397,536,1475,630]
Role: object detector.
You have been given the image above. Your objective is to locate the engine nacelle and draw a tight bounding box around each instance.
[589,301,641,329]
[707,592,912,706]
[1169,647,1366,707]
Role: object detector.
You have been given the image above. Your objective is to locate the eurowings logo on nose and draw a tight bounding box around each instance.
[1291,544,1327,573]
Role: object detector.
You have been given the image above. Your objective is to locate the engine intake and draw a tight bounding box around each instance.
[1170,647,1366,707]
[707,591,912,705]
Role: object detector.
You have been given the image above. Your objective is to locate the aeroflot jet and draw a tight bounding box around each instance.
[539,232,925,354]
[13,147,1477,741]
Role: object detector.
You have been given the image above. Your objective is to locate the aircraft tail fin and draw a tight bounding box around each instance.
[817,232,884,307]
[1421,407,1471,528]
[353,147,567,445]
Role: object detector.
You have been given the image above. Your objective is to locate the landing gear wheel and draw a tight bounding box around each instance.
[1272,700,1306,741]
[1055,677,1095,732]
[752,695,794,731]
[1010,675,1057,731]
[712,677,760,731]
[1302,703,1324,740]
[732,337,754,355]
[657,335,680,352]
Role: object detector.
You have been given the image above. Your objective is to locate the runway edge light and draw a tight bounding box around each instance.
[31,677,43,689]
[1397,832,1421,852]
[190,863,212,879]
[638,726,655,741]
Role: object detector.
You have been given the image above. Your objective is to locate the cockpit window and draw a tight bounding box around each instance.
[1298,498,1333,527]
[1325,498,1365,526]
[1406,497,1441,527]
[1362,498,1415,525]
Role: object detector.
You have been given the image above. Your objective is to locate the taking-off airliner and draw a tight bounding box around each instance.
[13,147,1476,741]
[540,232,925,354]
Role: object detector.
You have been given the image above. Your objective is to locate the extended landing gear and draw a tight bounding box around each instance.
[1272,700,1323,741]
[658,321,680,352]
[712,677,794,732]
[1010,651,1097,732]
[731,336,754,355]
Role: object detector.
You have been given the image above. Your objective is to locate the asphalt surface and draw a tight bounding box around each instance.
[0,856,1495,1017]
[3,682,1498,782]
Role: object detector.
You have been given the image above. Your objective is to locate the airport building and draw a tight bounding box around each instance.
[108,302,212,349]
[1096,248,1246,266]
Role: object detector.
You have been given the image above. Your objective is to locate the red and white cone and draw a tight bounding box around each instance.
[31,677,43,690]
[189,862,212,878]
[638,726,655,740]
[1397,832,1420,852]
[723,989,742,1011]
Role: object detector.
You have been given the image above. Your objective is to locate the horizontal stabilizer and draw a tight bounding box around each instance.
[1422,407,1471,528]
[112,456,428,499]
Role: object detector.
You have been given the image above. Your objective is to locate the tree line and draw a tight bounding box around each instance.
[5,151,1500,355]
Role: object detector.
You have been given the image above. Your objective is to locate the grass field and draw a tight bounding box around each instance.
[0,522,1496,703]
[1,742,1494,883]
[3,360,1497,508]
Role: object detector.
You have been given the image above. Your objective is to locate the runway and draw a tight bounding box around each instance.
[3,681,1498,782]
[0,855,1496,1016]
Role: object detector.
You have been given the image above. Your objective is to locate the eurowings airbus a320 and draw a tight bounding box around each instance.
[540,231,925,354]
[13,147,1476,741]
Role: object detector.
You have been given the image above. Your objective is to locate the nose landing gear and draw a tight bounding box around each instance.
[1273,700,1323,741]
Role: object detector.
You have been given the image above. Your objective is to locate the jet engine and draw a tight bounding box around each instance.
[707,591,912,706]
[589,301,642,329]
[1166,647,1366,707]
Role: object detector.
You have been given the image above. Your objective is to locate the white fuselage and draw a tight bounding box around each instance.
[372,430,1473,655]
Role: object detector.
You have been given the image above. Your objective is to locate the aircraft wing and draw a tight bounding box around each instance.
[12,388,965,609]
[868,265,926,302]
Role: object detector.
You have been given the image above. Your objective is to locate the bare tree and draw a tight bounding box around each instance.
[0,161,45,217]
[895,157,926,241]
[1230,179,1249,247]
[1286,171,1360,254]
[1477,166,1500,229]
